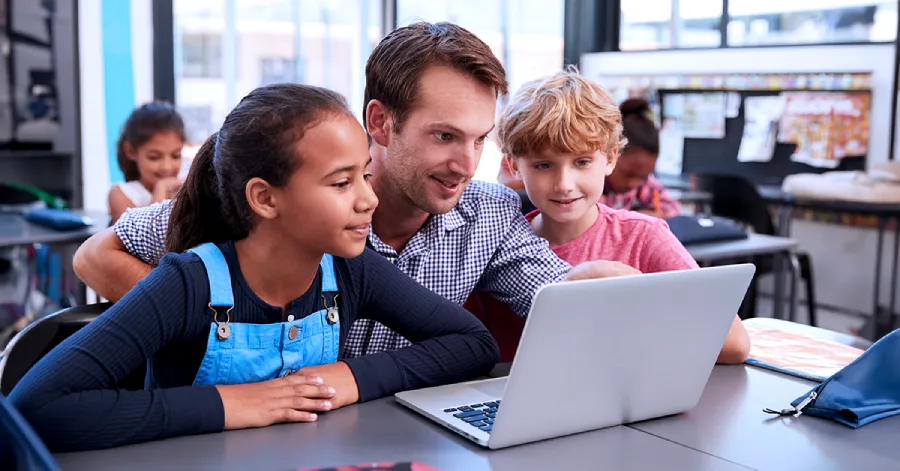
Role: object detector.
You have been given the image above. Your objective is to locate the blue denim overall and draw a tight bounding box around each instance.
[187,243,341,386]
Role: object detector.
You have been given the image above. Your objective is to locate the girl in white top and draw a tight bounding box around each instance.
[108,102,186,224]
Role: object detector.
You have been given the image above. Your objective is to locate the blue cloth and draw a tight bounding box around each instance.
[791,329,900,428]
[188,243,340,385]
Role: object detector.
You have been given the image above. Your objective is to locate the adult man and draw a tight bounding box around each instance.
[75,22,629,357]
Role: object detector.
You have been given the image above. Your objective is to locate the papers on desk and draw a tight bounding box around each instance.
[745,324,864,382]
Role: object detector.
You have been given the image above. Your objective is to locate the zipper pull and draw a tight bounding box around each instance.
[763,391,817,416]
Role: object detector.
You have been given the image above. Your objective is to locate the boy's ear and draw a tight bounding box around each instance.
[505,155,522,178]
[605,148,619,176]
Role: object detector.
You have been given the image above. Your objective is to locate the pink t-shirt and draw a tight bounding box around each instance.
[527,203,698,273]
[465,203,698,362]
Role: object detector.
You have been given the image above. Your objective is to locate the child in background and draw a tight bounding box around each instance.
[601,98,680,219]
[108,102,186,224]
[481,70,749,364]
[11,84,497,452]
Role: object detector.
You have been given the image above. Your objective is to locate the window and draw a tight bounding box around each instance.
[727,1,897,46]
[182,34,222,78]
[173,0,382,146]
[620,0,722,51]
[620,0,898,50]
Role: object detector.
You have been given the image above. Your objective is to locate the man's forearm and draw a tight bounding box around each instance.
[73,228,153,302]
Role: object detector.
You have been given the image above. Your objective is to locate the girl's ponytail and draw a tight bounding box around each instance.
[165,132,234,253]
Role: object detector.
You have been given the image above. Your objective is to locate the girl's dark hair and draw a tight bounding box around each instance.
[116,102,186,181]
[620,98,659,155]
[165,83,351,253]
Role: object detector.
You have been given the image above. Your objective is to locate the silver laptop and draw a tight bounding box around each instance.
[395,263,755,449]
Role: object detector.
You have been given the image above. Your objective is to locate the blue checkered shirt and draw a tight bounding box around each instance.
[114,180,570,357]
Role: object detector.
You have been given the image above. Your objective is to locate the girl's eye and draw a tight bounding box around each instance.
[363,173,373,181]
[333,180,350,189]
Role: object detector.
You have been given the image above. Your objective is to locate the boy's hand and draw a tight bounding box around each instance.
[563,260,642,282]
[293,361,360,408]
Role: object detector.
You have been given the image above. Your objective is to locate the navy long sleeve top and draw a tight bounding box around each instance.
[9,241,498,452]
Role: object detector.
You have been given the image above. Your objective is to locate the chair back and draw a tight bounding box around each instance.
[692,173,777,235]
[0,303,114,395]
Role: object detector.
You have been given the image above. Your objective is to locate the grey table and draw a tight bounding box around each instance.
[56,362,900,471]
[633,365,900,471]
[54,395,747,471]
[686,233,799,321]
[0,211,107,248]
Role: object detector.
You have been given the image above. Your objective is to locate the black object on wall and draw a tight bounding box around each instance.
[152,0,175,103]
[657,88,867,186]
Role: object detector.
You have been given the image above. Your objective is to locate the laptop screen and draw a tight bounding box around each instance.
[0,394,60,471]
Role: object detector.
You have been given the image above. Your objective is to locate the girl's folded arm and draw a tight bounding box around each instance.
[342,250,499,401]
[8,256,224,452]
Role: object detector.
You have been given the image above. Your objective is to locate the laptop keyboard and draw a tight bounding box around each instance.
[443,400,501,433]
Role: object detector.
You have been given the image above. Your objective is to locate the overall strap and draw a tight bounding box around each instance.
[188,243,235,307]
[319,254,338,293]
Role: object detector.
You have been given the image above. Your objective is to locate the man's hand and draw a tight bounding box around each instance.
[563,260,642,282]
[292,361,359,408]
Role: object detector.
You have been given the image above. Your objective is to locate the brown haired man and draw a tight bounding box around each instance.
[75,22,631,360]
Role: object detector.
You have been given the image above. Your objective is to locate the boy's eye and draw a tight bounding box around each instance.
[575,159,591,167]
[534,162,551,170]
[434,132,454,142]
[475,135,488,145]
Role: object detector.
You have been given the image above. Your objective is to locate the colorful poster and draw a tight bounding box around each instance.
[778,92,871,168]
[663,92,726,139]
[745,325,864,382]
[656,119,684,176]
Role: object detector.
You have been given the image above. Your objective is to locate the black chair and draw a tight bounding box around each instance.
[516,190,537,215]
[693,173,818,326]
[0,303,146,395]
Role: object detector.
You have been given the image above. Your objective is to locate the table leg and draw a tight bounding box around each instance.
[880,218,900,338]
[773,251,785,320]
[789,253,801,323]
[872,217,887,339]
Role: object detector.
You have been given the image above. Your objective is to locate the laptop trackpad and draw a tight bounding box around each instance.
[469,377,507,398]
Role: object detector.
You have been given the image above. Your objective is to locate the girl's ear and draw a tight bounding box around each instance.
[245,177,278,220]
[124,142,138,161]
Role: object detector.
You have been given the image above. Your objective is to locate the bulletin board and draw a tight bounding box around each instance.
[596,72,873,186]
[657,88,869,186]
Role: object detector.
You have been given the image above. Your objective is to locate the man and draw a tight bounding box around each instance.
[74,22,632,358]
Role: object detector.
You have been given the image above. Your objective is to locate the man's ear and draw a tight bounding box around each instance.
[365,99,392,147]
[606,149,619,176]
[506,155,523,178]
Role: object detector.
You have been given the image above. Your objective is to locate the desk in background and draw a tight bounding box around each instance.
[686,233,799,321]
[0,211,106,248]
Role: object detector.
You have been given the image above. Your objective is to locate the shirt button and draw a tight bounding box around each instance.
[288,326,298,340]
[287,314,295,321]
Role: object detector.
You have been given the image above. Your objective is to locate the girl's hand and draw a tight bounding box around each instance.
[215,374,335,430]
[152,177,184,202]
[293,362,360,408]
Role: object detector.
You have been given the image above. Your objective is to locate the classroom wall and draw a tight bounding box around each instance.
[581,45,900,321]
[78,0,155,213]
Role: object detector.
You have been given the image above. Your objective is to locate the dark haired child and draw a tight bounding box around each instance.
[108,102,186,223]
